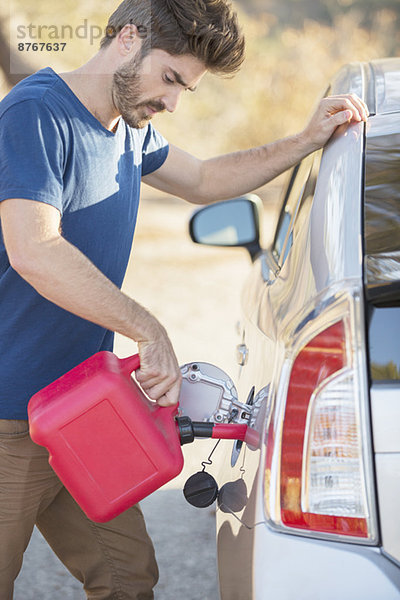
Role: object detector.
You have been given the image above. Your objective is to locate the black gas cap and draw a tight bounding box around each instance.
[218,478,248,513]
[183,472,219,508]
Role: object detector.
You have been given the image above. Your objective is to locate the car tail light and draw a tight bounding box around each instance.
[265,296,377,542]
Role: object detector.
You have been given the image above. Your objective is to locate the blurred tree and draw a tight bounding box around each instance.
[371,361,400,380]
[239,0,400,27]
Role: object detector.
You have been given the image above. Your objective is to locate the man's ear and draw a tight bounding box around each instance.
[117,23,141,56]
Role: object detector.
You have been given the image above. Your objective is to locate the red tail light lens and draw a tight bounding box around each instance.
[265,299,377,543]
[280,320,367,537]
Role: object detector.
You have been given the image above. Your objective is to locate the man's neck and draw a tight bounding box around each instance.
[59,53,120,132]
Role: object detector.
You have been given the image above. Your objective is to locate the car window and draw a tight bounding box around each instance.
[272,164,300,262]
[273,209,291,259]
[273,151,321,266]
[364,113,400,305]
[292,150,322,241]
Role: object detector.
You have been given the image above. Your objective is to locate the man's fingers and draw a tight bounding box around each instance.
[135,370,166,389]
[136,361,181,391]
[332,109,353,126]
[154,389,181,407]
[135,318,182,406]
[323,94,368,122]
[348,93,369,120]
[325,98,361,121]
[135,352,182,405]
[142,378,181,406]
[303,92,369,151]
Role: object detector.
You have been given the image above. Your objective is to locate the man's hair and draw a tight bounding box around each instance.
[100,0,245,76]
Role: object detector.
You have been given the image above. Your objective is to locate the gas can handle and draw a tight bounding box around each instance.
[120,354,179,413]
[120,354,141,376]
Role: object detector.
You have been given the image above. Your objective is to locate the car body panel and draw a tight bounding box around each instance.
[251,527,400,600]
[371,384,400,564]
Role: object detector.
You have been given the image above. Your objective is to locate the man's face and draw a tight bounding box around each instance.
[112,49,207,129]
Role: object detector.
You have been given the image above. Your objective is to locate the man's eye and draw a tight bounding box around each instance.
[164,75,174,84]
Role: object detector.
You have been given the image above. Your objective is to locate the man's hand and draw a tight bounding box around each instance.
[301,93,369,152]
[136,319,182,407]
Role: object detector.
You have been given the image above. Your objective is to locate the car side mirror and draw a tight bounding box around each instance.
[189,195,262,261]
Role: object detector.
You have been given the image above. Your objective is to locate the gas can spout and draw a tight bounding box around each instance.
[176,417,247,445]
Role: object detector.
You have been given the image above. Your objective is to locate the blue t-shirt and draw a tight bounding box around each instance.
[0,67,169,418]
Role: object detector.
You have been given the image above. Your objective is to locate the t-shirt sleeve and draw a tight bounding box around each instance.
[141,123,169,177]
[0,99,64,213]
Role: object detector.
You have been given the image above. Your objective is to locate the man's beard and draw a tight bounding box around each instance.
[112,56,165,129]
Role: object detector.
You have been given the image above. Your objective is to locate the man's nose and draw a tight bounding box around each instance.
[162,88,182,113]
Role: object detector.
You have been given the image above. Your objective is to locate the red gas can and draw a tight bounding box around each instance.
[28,352,183,522]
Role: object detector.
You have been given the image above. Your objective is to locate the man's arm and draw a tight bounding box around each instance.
[0,198,181,406]
[143,94,369,203]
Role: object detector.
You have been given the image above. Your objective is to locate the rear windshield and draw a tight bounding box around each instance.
[364,115,400,381]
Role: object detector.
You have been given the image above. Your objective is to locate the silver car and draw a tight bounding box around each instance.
[189,57,400,599]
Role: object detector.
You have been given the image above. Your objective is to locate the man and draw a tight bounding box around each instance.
[0,0,368,598]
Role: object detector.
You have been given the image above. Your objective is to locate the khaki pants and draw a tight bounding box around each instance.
[0,419,158,600]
